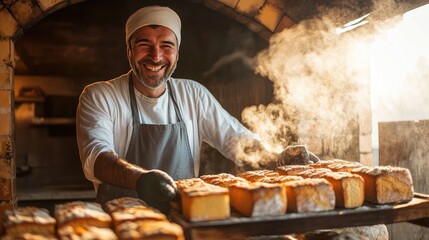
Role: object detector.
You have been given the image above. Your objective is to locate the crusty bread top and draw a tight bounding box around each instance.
[1,233,57,240]
[309,159,352,168]
[199,173,236,181]
[284,178,332,188]
[200,173,248,187]
[295,168,332,178]
[352,166,413,181]
[175,178,206,190]
[54,201,111,226]
[57,225,118,240]
[116,220,183,239]
[3,207,56,227]
[238,170,279,182]
[314,171,364,181]
[110,207,167,223]
[275,165,313,175]
[180,184,229,197]
[104,197,147,213]
[352,166,407,174]
[326,161,362,169]
[259,175,304,184]
[229,182,283,191]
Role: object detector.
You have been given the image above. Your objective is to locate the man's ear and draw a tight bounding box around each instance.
[127,46,132,59]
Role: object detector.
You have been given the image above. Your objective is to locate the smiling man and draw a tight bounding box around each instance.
[128,25,179,97]
[76,5,318,214]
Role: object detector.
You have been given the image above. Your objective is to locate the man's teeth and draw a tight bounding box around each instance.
[146,65,162,71]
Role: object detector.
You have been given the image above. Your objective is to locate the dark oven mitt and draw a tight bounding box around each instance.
[136,169,178,214]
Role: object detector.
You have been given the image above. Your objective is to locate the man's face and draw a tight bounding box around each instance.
[128,26,179,90]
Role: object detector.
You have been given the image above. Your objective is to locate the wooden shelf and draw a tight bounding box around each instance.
[171,193,429,240]
[15,96,45,103]
[30,117,75,126]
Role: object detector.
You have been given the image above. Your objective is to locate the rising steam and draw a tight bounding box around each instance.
[238,2,429,165]
[241,14,372,161]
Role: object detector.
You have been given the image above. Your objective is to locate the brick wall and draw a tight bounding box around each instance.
[0,0,373,216]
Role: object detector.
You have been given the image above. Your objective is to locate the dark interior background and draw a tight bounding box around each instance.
[14,0,273,194]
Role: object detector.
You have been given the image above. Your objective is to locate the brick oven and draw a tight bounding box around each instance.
[0,0,428,238]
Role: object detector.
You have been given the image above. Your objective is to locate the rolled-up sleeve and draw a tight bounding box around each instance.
[76,85,117,184]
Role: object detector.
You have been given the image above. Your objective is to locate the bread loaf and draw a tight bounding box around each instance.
[351,166,414,204]
[228,182,286,217]
[173,178,215,215]
[284,178,335,213]
[1,232,58,240]
[57,225,117,240]
[115,220,184,240]
[177,182,230,222]
[312,171,365,208]
[112,208,166,228]
[54,201,111,229]
[2,207,56,238]
[104,198,166,228]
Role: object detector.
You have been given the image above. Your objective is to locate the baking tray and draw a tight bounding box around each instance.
[170,193,429,240]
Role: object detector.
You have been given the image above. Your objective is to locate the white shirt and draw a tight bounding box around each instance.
[76,71,259,185]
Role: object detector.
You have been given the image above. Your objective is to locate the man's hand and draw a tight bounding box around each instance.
[277,145,320,166]
[136,169,178,214]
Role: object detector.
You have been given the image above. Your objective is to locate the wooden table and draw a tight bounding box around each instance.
[171,193,429,240]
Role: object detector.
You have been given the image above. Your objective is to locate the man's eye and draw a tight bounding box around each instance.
[162,45,175,50]
[133,43,149,51]
[136,43,148,47]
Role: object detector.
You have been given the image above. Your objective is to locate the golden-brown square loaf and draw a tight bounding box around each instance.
[228,182,287,217]
[176,179,230,222]
[351,166,414,204]
[284,178,335,213]
[54,201,112,229]
[115,220,184,240]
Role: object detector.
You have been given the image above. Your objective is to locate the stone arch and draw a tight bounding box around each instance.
[0,0,296,208]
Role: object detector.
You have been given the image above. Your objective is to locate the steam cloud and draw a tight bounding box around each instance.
[239,3,429,164]
[242,14,371,161]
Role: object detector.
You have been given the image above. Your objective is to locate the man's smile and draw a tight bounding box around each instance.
[144,64,164,72]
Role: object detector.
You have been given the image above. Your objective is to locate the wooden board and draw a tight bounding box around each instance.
[170,193,429,240]
[379,120,429,239]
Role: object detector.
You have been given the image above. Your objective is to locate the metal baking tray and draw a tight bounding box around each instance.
[170,193,429,240]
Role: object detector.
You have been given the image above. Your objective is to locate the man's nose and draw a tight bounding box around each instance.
[149,47,162,62]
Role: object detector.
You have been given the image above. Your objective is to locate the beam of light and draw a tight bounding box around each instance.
[336,14,370,34]
[371,4,429,149]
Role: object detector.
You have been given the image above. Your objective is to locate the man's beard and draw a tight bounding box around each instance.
[130,59,177,90]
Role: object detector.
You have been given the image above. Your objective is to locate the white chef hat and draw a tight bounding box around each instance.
[125,6,181,47]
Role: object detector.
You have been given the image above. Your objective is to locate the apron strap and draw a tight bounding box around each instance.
[167,80,184,123]
[128,74,141,125]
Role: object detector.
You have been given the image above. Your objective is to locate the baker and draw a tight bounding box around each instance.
[76,5,319,213]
